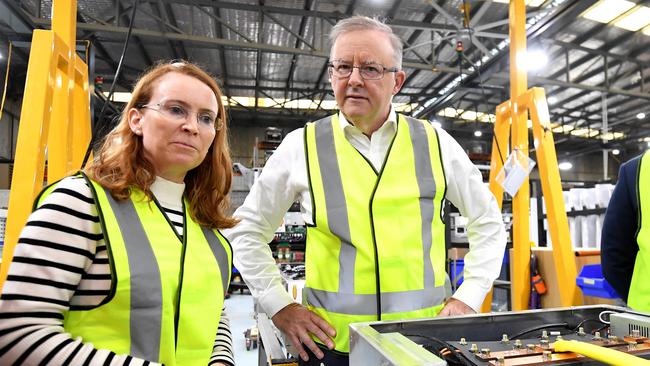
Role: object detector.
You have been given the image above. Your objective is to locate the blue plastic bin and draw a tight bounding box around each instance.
[576,264,619,299]
[450,259,464,288]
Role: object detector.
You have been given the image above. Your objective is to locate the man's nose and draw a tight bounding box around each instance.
[347,67,364,86]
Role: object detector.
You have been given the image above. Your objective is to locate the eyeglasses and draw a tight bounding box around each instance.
[139,100,223,130]
[327,60,399,80]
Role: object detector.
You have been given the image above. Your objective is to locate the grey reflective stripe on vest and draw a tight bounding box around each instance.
[314,117,356,294]
[103,190,230,360]
[306,286,446,315]
[201,227,231,292]
[104,189,162,361]
[308,115,445,315]
[404,116,436,288]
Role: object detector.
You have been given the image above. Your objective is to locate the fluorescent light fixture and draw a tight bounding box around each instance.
[103,91,132,103]
[582,0,635,24]
[474,130,483,137]
[643,24,650,36]
[102,92,350,110]
[527,0,546,6]
[521,49,548,71]
[637,112,646,119]
[613,6,650,31]
[601,132,625,140]
[558,161,573,171]
[571,128,591,137]
[547,96,557,104]
[492,0,546,6]
[460,110,478,121]
[612,149,620,155]
[553,125,575,133]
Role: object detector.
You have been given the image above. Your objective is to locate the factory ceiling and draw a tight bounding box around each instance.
[1,0,650,161]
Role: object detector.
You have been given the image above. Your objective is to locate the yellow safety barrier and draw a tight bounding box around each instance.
[1,0,90,289]
[485,0,580,311]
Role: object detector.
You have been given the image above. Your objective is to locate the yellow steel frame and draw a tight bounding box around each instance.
[486,0,580,310]
[0,0,90,289]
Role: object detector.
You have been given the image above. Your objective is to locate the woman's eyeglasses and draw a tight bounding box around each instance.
[139,100,223,130]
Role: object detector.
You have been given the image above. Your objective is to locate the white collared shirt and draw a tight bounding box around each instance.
[225,107,506,316]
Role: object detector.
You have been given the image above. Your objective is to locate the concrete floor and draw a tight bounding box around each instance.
[225,293,258,365]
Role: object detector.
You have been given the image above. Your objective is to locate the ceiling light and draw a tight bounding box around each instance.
[637,112,646,119]
[547,96,557,104]
[558,162,573,171]
[525,50,548,71]
[582,0,636,24]
[474,130,483,137]
[643,24,650,36]
[527,0,546,6]
[613,6,650,31]
[612,149,620,155]
[462,110,479,121]
[492,0,545,6]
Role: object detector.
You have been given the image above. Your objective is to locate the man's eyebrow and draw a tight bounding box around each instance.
[331,59,380,65]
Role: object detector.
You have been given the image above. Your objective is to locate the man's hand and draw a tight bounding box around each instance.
[438,297,476,317]
[271,303,336,362]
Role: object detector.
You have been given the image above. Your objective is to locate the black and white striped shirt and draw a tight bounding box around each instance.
[0,175,234,365]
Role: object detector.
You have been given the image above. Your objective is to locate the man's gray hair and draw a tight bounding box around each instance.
[329,15,403,69]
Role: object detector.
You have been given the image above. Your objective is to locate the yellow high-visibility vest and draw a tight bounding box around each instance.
[37,173,232,365]
[629,151,650,312]
[304,114,449,352]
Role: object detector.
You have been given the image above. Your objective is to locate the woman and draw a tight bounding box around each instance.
[0,61,237,365]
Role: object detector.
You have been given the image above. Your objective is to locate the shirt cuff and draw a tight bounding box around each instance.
[258,287,295,317]
[452,279,490,312]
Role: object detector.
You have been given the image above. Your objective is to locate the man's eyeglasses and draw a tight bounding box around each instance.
[328,60,399,80]
[139,100,223,130]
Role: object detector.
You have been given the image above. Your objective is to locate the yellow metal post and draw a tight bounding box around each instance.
[481,104,511,313]
[1,0,90,289]
[489,102,512,210]
[528,88,580,306]
[48,0,77,179]
[488,3,581,310]
[509,0,531,311]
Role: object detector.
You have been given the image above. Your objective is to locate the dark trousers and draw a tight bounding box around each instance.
[299,344,349,366]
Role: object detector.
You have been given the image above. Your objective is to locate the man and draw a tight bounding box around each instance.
[602,151,650,311]
[226,15,506,365]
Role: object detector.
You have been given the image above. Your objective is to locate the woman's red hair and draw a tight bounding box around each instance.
[85,60,237,229]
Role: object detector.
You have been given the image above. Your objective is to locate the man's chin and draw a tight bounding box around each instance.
[341,108,368,122]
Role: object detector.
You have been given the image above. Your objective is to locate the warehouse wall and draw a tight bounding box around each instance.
[229,124,297,167]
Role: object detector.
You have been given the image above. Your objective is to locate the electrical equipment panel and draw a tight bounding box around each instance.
[350,305,650,365]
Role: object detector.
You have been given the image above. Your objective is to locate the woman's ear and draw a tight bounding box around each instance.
[128,108,143,135]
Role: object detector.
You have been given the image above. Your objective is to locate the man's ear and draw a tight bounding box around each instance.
[128,108,143,135]
[393,70,406,95]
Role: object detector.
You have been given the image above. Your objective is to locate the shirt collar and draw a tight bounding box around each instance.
[338,106,398,135]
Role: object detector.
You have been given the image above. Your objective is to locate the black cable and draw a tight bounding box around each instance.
[462,1,506,166]
[509,322,569,340]
[81,0,139,169]
[571,318,606,332]
[403,334,472,366]
[594,324,610,334]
